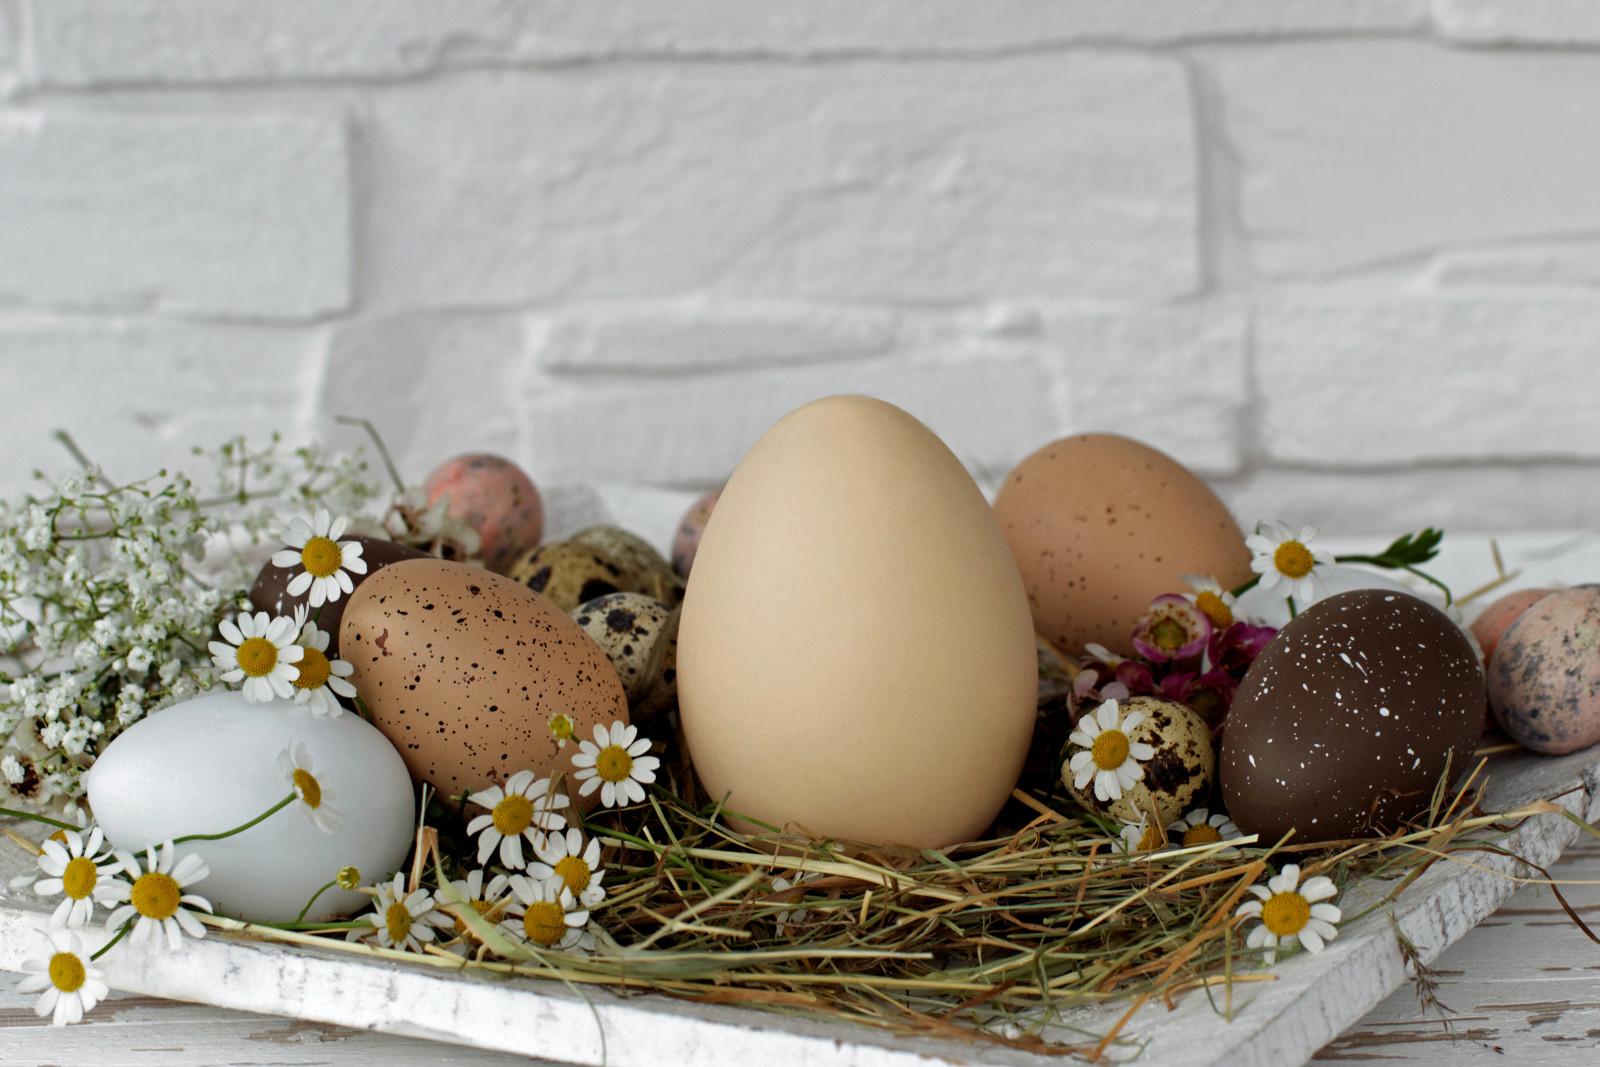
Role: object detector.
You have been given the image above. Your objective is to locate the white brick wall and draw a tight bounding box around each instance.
[1,2,1595,537]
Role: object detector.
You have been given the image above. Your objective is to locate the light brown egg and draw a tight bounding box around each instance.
[340,558,628,799]
[507,541,628,611]
[993,434,1253,658]
[678,395,1037,850]
[1060,696,1214,826]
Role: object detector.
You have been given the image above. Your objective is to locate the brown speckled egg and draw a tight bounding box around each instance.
[1060,696,1214,826]
[507,541,627,611]
[1222,589,1483,844]
[571,592,677,725]
[249,534,427,658]
[423,454,544,574]
[671,488,721,579]
[339,558,628,799]
[1471,588,1556,665]
[570,526,684,605]
[993,435,1252,658]
[1489,585,1600,755]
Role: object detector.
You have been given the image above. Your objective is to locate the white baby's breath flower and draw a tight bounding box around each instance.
[270,509,368,608]
[1067,700,1155,803]
[530,829,606,909]
[572,721,659,809]
[277,742,344,834]
[207,611,304,703]
[1246,521,1336,606]
[102,842,213,953]
[466,771,570,869]
[14,930,110,1026]
[1236,863,1342,963]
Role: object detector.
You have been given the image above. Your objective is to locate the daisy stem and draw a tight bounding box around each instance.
[1228,575,1261,599]
[334,415,405,495]
[296,878,339,923]
[91,920,131,961]
[0,806,80,831]
[354,696,375,724]
[247,919,370,931]
[1335,555,1454,606]
[165,793,296,849]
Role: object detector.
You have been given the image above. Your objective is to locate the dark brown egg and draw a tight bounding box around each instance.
[340,558,628,800]
[248,534,427,657]
[1221,589,1483,844]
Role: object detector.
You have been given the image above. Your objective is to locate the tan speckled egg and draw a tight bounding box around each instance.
[507,541,627,611]
[339,558,628,799]
[570,592,675,709]
[570,526,685,605]
[1061,696,1215,827]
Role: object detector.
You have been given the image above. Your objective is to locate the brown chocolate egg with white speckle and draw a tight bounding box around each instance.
[671,488,722,579]
[1060,696,1214,826]
[249,534,427,658]
[571,592,677,725]
[423,454,544,574]
[339,558,628,799]
[1489,585,1600,755]
[507,541,627,611]
[1221,589,1483,844]
[570,526,684,605]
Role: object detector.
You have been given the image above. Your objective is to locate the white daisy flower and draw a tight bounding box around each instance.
[31,825,122,928]
[1166,808,1243,857]
[277,742,344,834]
[10,807,93,892]
[770,873,816,935]
[548,713,576,749]
[465,771,570,869]
[439,868,513,955]
[1236,863,1342,963]
[530,828,606,909]
[572,721,660,809]
[270,509,368,609]
[288,612,357,717]
[1246,521,1336,606]
[352,873,452,953]
[1116,814,1164,856]
[1067,700,1156,803]
[501,874,590,952]
[207,611,304,703]
[14,931,110,1026]
[1179,573,1239,630]
[103,843,213,953]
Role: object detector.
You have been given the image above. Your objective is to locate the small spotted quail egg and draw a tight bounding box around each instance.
[1060,695,1215,826]
[570,525,684,605]
[571,592,678,725]
[509,541,626,611]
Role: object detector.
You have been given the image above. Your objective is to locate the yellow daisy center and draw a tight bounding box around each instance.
[595,743,633,784]
[454,899,496,938]
[293,647,332,690]
[301,536,344,579]
[62,856,98,899]
[492,794,534,836]
[1194,590,1234,629]
[235,637,280,678]
[48,829,68,844]
[49,952,86,994]
[522,901,567,947]
[131,871,181,920]
[385,901,413,943]
[554,855,592,894]
[293,768,323,809]
[1274,541,1315,580]
[337,866,361,890]
[549,714,575,743]
[1261,891,1310,937]
[1150,617,1189,651]
[1091,729,1130,771]
[1138,825,1162,851]
[1183,823,1223,846]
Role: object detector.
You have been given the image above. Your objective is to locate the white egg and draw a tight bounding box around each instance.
[86,691,415,923]
[1236,564,1417,629]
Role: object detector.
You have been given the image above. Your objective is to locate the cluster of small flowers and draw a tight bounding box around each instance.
[0,439,382,809]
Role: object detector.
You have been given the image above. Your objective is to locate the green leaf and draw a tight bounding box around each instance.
[1372,528,1444,567]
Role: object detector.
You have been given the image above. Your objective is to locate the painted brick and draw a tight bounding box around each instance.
[366,58,1198,308]
[1434,0,1600,44]
[24,1,1426,86]
[0,111,351,318]
[0,320,318,501]
[1038,302,1250,475]
[1209,41,1600,277]
[320,313,526,483]
[1255,293,1600,464]
[537,302,895,372]
[1426,245,1600,289]
[519,350,1061,488]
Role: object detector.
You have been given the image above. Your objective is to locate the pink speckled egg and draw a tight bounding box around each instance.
[1471,588,1556,665]
[1489,585,1600,755]
[670,488,721,579]
[423,454,543,574]
[340,558,628,799]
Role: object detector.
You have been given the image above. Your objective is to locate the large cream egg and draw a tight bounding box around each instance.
[85,691,415,923]
[993,434,1252,658]
[677,395,1036,849]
